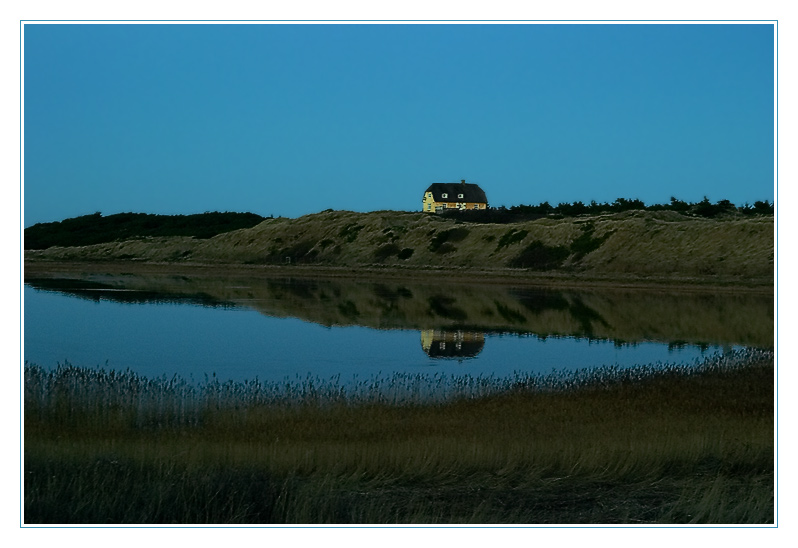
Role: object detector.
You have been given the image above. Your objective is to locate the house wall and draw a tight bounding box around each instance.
[422,191,436,212]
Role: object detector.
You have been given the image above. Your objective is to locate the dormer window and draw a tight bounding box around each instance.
[441,193,448,199]
[458,193,464,199]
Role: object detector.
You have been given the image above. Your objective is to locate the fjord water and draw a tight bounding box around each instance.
[23,275,773,384]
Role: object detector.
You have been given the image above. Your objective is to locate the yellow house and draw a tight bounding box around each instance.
[422,180,488,213]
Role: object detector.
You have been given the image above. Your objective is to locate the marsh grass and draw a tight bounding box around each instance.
[24,350,773,524]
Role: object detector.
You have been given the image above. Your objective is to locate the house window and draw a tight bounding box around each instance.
[458,193,464,199]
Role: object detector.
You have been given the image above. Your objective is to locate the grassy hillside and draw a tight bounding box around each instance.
[25,210,774,284]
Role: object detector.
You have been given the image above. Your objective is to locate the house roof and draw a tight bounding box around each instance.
[424,182,487,204]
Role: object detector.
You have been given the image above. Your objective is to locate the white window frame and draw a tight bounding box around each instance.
[441,193,448,199]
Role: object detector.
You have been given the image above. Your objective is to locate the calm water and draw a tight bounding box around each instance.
[23,275,773,384]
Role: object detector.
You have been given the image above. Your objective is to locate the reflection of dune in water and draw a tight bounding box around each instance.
[24,273,774,347]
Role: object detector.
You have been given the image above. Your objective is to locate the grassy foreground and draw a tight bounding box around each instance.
[24,352,774,525]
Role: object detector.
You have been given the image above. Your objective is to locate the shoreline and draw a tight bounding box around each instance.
[23,258,774,294]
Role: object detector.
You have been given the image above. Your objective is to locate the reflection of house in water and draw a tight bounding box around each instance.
[421,329,485,360]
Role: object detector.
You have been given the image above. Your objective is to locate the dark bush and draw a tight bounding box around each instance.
[281,240,316,263]
[434,242,457,254]
[609,198,647,212]
[374,243,401,262]
[439,197,773,224]
[556,201,589,216]
[428,227,470,252]
[494,301,527,324]
[496,229,528,250]
[339,224,365,243]
[509,241,570,270]
[753,200,774,214]
[24,211,266,250]
[397,248,414,260]
[740,200,774,216]
[570,225,614,261]
[667,197,691,213]
[337,300,359,319]
[427,295,468,321]
[440,208,545,224]
[693,197,719,218]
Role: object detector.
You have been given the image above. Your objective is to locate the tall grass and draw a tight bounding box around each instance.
[25,348,771,417]
[24,350,774,524]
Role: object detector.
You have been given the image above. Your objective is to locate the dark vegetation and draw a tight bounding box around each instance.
[509,241,571,270]
[570,222,615,261]
[428,227,470,253]
[496,228,529,250]
[427,294,468,321]
[339,223,365,243]
[504,222,616,270]
[397,247,414,260]
[441,197,774,224]
[25,211,266,250]
[271,240,318,264]
[374,244,415,262]
[374,243,402,262]
[24,352,773,524]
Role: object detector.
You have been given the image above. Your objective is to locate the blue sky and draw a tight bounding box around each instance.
[23,23,775,226]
